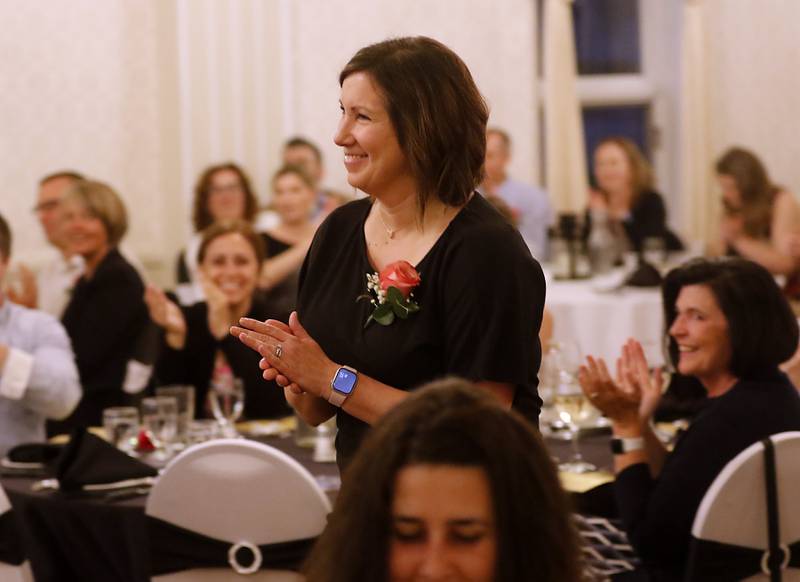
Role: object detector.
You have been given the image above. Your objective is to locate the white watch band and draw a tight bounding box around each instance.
[327,388,348,407]
[327,365,357,408]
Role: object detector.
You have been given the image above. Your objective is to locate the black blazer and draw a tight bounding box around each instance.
[60,249,147,428]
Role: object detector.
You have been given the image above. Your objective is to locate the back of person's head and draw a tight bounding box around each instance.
[197,219,266,265]
[339,36,488,211]
[62,180,129,247]
[192,162,258,232]
[594,136,654,198]
[0,213,10,261]
[304,378,581,582]
[662,258,798,378]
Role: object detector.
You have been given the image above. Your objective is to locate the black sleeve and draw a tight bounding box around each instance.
[625,191,667,251]
[614,413,740,571]
[69,271,147,383]
[176,249,191,284]
[439,224,544,418]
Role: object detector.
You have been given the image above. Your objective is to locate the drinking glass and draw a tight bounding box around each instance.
[102,407,139,454]
[141,396,179,459]
[642,236,667,269]
[186,419,221,446]
[550,341,597,473]
[156,385,195,447]
[554,382,598,473]
[208,378,245,437]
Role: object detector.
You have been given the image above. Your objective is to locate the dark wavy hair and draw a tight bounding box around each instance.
[303,378,581,582]
[339,37,488,214]
[192,162,258,233]
[662,258,798,379]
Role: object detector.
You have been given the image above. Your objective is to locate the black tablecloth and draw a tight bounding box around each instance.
[2,433,610,582]
[2,435,340,582]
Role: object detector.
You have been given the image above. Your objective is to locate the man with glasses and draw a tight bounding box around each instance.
[30,171,86,317]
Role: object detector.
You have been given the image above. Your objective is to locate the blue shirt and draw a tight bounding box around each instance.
[484,178,554,260]
[0,299,81,455]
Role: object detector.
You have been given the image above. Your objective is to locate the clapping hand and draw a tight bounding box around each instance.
[578,339,663,429]
[4,263,37,309]
[198,271,235,339]
[144,285,187,348]
[231,312,336,401]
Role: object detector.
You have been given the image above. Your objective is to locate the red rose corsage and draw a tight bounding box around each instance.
[358,260,421,327]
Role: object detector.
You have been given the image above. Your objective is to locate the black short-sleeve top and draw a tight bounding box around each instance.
[296,193,545,468]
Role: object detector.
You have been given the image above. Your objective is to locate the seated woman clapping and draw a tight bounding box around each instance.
[146,221,290,419]
[578,258,800,580]
[303,378,581,582]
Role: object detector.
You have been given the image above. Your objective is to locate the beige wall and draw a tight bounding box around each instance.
[286,0,541,191]
[706,0,800,197]
[2,0,798,285]
[1,1,166,274]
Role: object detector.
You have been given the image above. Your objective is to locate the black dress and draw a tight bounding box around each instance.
[614,370,800,580]
[261,232,300,325]
[297,193,545,469]
[154,295,292,420]
[59,249,148,429]
[584,190,684,253]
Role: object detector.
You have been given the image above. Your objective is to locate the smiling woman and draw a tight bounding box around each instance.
[55,180,148,431]
[578,258,800,579]
[303,379,580,582]
[147,220,291,419]
[232,36,545,471]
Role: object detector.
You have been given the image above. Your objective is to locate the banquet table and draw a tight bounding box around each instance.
[546,275,665,366]
[1,432,613,582]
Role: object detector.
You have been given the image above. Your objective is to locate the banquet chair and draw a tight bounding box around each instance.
[146,439,332,581]
[686,431,800,581]
[0,485,34,582]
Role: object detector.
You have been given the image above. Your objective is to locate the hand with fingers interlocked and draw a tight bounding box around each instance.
[230,311,339,403]
[578,338,664,430]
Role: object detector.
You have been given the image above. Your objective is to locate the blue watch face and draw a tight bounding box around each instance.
[333,368,358,395]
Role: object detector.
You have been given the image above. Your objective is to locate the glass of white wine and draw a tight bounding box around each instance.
[208,378,245,437]
[553,374,597,473]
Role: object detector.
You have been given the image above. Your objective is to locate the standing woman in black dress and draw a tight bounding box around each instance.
[233,36,545,470]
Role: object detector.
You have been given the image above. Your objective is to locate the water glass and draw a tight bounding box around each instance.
[186,419,221,446]
[208,378,245,437]
[294,413,318,448]
[141,396,179,457]
[642,236,667,269]
[102,407,139,454]
[156,385,195,446]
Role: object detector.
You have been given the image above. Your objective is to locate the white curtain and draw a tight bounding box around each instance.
[679,0,717,247]
[543,0,589,214]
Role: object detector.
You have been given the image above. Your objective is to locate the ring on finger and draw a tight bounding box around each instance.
[274,344,283,358]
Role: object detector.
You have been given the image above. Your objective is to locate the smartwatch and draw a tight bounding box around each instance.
[328,365,358,407]
[610,437,645,455]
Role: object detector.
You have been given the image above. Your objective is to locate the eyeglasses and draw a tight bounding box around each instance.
[32,200,60,214]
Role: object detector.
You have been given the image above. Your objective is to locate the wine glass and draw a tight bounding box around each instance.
[551,341,597,473]
[208,378,245,437]
[141,396,179,460]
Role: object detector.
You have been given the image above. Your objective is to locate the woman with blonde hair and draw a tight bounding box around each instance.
[57,180,148,430]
